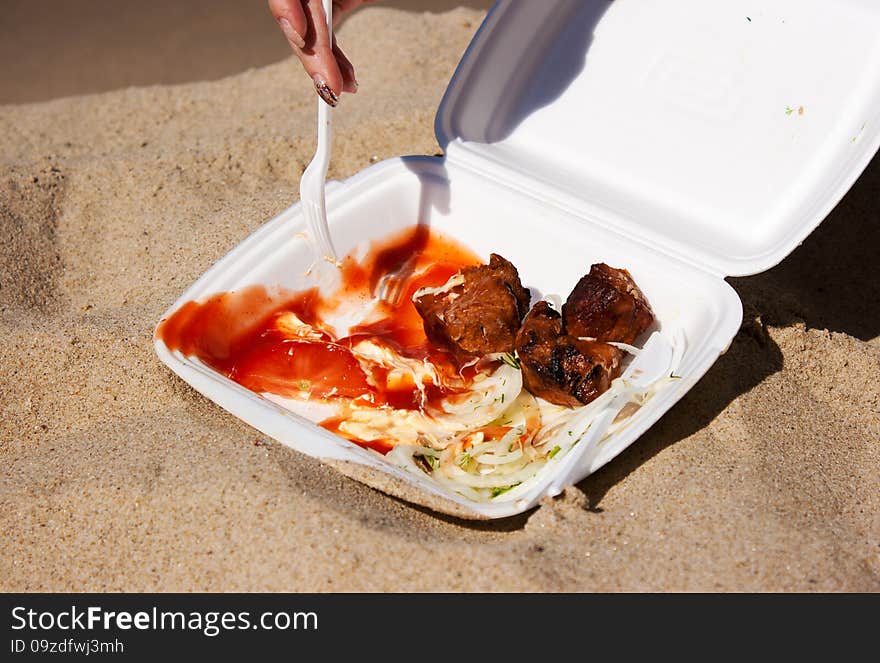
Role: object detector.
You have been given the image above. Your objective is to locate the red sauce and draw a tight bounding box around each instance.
[319,417,395,455]
[156,226,483,452]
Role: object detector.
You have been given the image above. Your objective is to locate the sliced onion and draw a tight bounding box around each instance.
[473,448,524,465]
[428,362,522,430]
[574,337,641,356]
[412,273,464,300]
[376,329,679,503]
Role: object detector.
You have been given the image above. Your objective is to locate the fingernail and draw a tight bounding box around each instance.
[278,18,305,49]
[312,75,339,107]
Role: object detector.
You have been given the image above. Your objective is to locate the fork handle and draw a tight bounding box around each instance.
[310,0,336,262]
[317,0,334,148]
[317,0,333,160]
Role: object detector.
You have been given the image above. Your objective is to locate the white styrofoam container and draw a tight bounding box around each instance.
[154,0,880,519]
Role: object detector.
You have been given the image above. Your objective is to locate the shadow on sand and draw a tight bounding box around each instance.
[578,152,880,510]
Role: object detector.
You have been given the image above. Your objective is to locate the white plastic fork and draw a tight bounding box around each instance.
[300,0,338,272]
[547,331,676,496]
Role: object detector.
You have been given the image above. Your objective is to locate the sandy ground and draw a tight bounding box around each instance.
[0,0,492,104]
[1,5,878,591]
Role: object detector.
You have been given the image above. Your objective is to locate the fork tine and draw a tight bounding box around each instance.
[376,272,403,306]
[375,255,419,306]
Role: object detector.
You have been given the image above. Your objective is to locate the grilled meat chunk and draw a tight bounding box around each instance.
[515,301,623,407]
[562,263,654,345]
[414,253,531,356]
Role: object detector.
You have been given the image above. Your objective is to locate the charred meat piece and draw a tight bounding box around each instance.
[515,301,623,407]
[414,253,531,356]
[562,263,654,345]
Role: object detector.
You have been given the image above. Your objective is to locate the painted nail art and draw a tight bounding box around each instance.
[278,18,305,49]
[312,75,339,107]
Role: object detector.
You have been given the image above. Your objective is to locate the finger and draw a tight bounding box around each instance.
[299,0,345,106]
[333,39,358,93]
[268,0,308,49]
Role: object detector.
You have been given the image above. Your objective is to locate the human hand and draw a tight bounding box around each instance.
[268,0,377,107]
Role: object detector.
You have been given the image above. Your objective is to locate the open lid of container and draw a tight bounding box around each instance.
[436,0,880,277]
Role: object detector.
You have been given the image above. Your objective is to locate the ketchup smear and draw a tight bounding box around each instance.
[156,226,483,453]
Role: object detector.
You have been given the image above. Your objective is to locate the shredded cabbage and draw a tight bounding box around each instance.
[385,347,678,503]
[268,306,677,504]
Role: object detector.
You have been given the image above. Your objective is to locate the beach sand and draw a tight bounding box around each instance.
[1,5,878,591]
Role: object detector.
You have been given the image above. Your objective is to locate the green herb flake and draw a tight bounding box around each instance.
[852,122,867,143]
[548,445,562,459]
[500,353,521,369]
[785,106,795,116]
[416,454,438,472]
[490,482,522,499]
[457,452,471,469]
